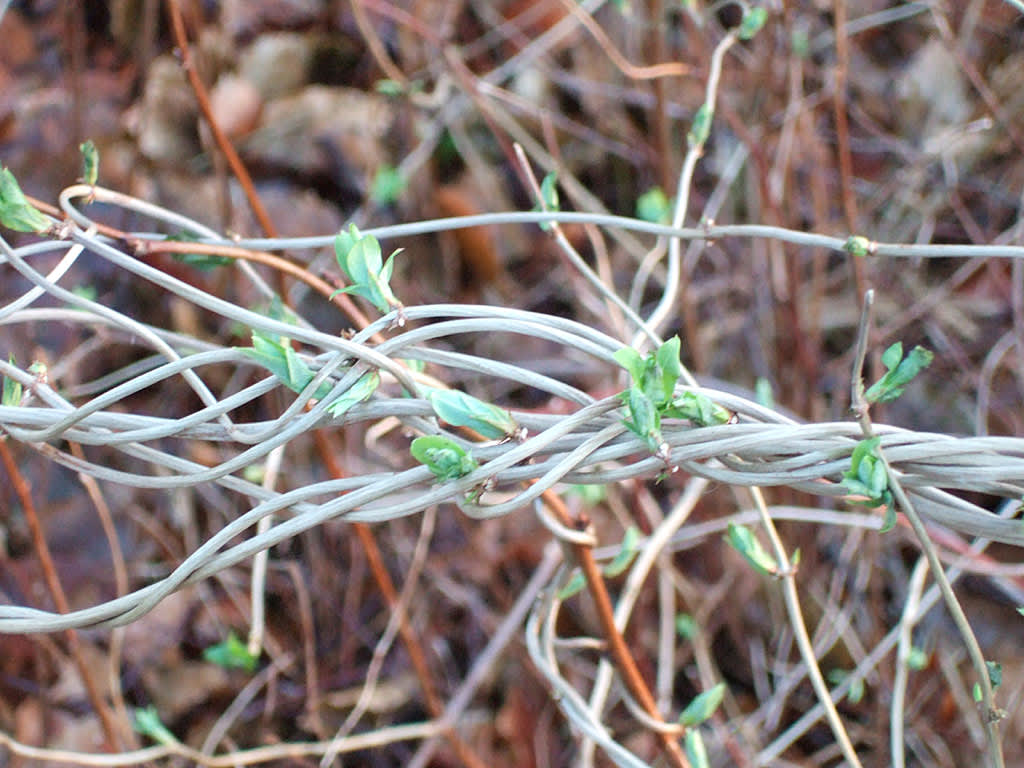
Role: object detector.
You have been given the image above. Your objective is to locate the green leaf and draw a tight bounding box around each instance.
[666,390,732,427]
[240,333,292,380]
[864,344,934,403]
[172,251,235,270]
[791,28,810,58]
[71,284,97,302]
[636,187,671,224]
[754,377,775,409]
[326,371,379,417]
[370,165,405,205]
[557,570,586,599]
[827,669,865,704]
[133,705,176,745]
[203,631,258,673]
[685,729,710,768]
[680,682,726,727]
[973,682,983,703]
[239,331,322,397]
[879,504,897,533]
[426,388,518,440]
[619,386,662,452]
[2,355,21,406]
[738,6,767,40]
[536,172,560,231]
[602,526,640,577]
[726,522,777,576]
[841,437,895,514]
[726,528,773,574]
[906,646,929,670]
[0,167,50,233]
[987,660,1003,690]
[613,346,647,387]
[166,231,233,270]
[79,140,99,186]
[867,456,888,499]
[332,225,403,314]
[687,103,712,148]
[881,341,903,371]
[410,435,479,481]
[567,483,607,505]
[616,338,728,452]
[675,613,697,640]
[615,337,684,408]
[375,79,405,96]
[655,337,684,402]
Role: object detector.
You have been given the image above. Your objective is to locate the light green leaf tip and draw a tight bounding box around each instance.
[680,682,726,727]
[133,705,176,745]
[726,522,777,576]
[80,140,99,186]
[203,631,258,673]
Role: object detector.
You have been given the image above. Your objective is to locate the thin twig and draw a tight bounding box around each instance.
[556,0,691,80]
[849,290,1005,768]
[164,1,278,241]
[0,438,123,750]
[747,485,865,768]
[541,488,690,768]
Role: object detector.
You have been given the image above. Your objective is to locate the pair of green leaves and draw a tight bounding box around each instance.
[614,337,731,454]
[239,327,379,419]
[842,435,893,505]
[136,631,259,746]
[410,435,479,481]
[332,224,403,316]
[680,681,727,768]
[864,342,934,404]
[0,141,102,234]
[841,341,934,529]
[410,388,521,482]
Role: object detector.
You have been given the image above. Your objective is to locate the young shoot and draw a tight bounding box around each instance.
[841,437,896,531]
[410,435,479,482]
[614,336,731,455]
[864,342,933,404]
[332,224,404,321]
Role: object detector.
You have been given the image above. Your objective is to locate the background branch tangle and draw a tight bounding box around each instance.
[3,3,1024,767]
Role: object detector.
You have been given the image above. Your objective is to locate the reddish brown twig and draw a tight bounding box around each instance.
[311,429,490,768]
[134,238,378,338]
[540,488,689,768]
[0,438,123,751]
[164,0,288,296]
